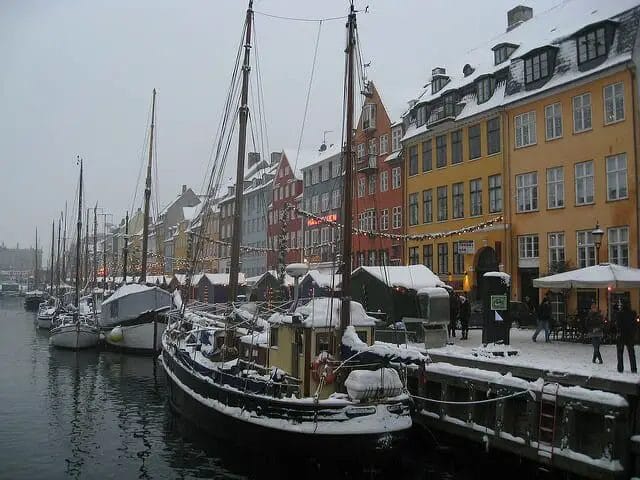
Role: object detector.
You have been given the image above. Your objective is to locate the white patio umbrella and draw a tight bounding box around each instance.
[533,263,640,289]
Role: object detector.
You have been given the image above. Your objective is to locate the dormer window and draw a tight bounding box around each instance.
[416,105,427,127]
[524,49,555,85]
[577,27,606,64]
[432,77,449,95]
[443,93,456,117]
[476,76,495,104]
[363,103,376,130]
[493,43,518,66]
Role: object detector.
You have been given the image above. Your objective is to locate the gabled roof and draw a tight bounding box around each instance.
[354,265,445,290]
[403,0,640,141]
[280,148,319,180]
[298,144,343,173]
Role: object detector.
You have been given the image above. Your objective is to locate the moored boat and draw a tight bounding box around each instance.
[50,313,100,349]
[24,290,47,311]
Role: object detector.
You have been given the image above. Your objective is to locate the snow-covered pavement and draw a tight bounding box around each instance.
[426,327,640,385]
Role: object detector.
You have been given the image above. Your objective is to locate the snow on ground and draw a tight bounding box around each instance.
[425,328,640,385]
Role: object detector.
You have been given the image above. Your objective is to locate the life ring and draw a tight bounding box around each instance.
[311,353,336,384]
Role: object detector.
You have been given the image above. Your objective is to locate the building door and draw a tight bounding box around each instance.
[519,268,539,305]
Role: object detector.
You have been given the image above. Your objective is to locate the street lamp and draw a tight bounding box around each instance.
[591,222,605,265]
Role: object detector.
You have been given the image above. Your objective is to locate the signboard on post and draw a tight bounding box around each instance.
[490,294,508,311]
[457,240,475,254]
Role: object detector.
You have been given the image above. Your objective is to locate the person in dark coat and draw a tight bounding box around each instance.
[532,292,551,342]
[448,291,459,339]
[586,301,604,364]
[615,300,637,373]
[459,295,471,340]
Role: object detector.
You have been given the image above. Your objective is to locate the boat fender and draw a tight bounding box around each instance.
[108,326,124,342]
[311,353,336,384]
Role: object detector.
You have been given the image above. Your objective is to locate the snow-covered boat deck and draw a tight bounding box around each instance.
[422,327,640,395]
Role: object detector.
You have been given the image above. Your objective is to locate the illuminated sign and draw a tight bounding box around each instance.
[307,214,337,227]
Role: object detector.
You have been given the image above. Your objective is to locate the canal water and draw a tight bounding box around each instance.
[0,297,552,480]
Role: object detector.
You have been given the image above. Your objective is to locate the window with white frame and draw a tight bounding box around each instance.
[548,232,565,268]
[368,174,376,195]
[515,111,536,148]
[363,104,376,130]
[470,178,482,216]
[608,226,629,266]
[380,170,388,192]
[437,185,448,221]
[577,27,606,64]
[332,189,341,209]
[332,159,341,177]
[357,143,366,159]
[320,227,329,244]
[321,164,329,182]
[311,229,319,246]
[368,138,377,156]
[604,82,624,124]
[489,174,502,213]
[545,102,562,140]
[546,167,564,209]
[452,182,464,219]
[321,192,329,212]
[379,134,389,155]
[304,230,309,248]
[311,195,319,213]
[380,209,389,230]
[524,51,550,84]
[391,167,401,189]
[391,126,402,152]
[577,230,595,268]
[392,206,402,229]
[312,168,319,184]
[575,160,594,205]
[362,209,376,231]
[409,193,419,226]
[573,93,592,133]
[606,153,627,200]
[516,172,538,212]
[518,235,539,259]
[357,177,365,198]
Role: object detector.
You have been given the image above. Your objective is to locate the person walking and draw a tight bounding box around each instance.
[459,295,470,340]
[586,301,604,364]
[532,292,551,342]
[448,291,459,340]
[616,300,637,373]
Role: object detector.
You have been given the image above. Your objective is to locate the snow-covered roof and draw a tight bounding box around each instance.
[355,265,445,290]
[281,148,319,180]
[182,203,203,222]
[200,272,246,286]
[246,270,295,287]
[403,0,640,141]
[102,283,155,304]
[298,144,343,173]
[268,297,375,328]
[303,269,341,289]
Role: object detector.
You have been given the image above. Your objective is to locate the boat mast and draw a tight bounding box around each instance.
[62,201,67,284]
[93,204,98,289]
[229,0,254,302]
[50,221,55,296]
[84,209,89,289]
[34,228,38,289]
[339,3,356,338]
[75,157,83,311]
[103,216,107,288]
[56,215,61,297]
[122,211,129,282]
[140,88,156,284]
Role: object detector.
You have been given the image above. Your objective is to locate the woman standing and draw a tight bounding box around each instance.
[587,301,604,364]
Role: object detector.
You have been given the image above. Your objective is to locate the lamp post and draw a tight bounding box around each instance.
[591,222,605,309]
[592,222,604,265]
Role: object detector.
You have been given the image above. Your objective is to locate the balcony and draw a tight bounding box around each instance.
[358,155,378,173]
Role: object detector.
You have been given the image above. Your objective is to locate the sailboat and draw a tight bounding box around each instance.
[101,90,172,353]
[50,158,100,349]
[36,221,58,329]
[24,229,47,311]
[161,2,415,458]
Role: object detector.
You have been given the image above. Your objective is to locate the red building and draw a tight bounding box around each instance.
[353,82,405,266]
[267,150,306,269]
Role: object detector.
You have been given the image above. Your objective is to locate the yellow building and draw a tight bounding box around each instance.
[401,1,640,319]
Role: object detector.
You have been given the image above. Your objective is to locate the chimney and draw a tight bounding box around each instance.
[431,67,446,78]
[507,5,533,31]
[181,184,187,194]
[247,152,260,169]
[270,151,281,165]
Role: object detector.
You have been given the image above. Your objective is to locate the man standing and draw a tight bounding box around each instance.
[448,291,459,340]
[532,292,551,342]
[616,300,637,373]
[587,301,604,364]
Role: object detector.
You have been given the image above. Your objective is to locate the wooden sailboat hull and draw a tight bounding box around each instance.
[50,323,99,349]
[36,316,53,329]
[161,346,411,459]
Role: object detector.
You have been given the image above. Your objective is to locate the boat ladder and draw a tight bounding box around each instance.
[537,382,560,464]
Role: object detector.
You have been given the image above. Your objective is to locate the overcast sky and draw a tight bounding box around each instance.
[1,0,560,254]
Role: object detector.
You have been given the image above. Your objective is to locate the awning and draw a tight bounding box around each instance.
[533,263,640,289]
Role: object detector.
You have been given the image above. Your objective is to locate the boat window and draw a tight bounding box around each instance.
[270,326,279,347]
[356,330,368,344]
[315,332,330,355]
[110,300,118,318]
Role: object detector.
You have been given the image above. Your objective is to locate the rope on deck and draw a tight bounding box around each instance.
[410,389,534,405]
